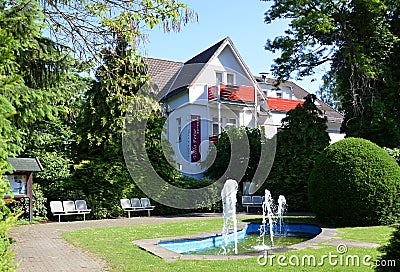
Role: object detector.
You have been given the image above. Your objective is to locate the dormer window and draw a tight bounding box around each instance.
[216,72,223,84]
[227,73,235,85]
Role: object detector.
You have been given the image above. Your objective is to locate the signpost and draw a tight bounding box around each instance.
[4,158,44,222]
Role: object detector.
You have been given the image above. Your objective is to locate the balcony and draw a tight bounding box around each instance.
[208,84,255,103]
[267,97,303,111]
[209,135,218,144]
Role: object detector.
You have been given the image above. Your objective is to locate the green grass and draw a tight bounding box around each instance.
[62,218,394,272]
[336,225,394,244]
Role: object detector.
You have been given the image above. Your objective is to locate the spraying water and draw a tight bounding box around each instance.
[221,179,238,254]
[277,195,287,235]
[263,190,275,247]
[258,190,287,251]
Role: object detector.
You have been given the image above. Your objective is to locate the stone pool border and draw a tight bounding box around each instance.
[133,222,337,262]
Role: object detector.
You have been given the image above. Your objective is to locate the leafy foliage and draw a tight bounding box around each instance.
[204,126,262,185]
[145,111,180,183]
[263,94,330,211]
[156,177,222,214]
[376,225,400,272]
[0,1,49,269]
[8,184,47,220]
[263,0,400,148]
[0,176,18,271]
[70,158,143,219]
[384,147,400,165]
[37,0,196,78]
[308,138,400,226]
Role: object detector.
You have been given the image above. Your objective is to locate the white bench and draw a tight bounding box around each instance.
[242,195,265,213]
[50,200,91,222]
[120,198,155,218]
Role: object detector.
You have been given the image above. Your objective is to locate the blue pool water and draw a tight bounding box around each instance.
[159,223,321,255]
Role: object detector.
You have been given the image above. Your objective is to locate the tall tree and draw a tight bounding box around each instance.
[36,0,196,83]
[204,126,262,185]
[263,0,400,147]
[263,94,330,211]
[0,1,52,270]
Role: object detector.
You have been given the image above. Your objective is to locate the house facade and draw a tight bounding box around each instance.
[146,37,344,177]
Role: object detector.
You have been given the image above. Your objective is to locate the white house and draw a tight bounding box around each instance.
[256,76,345,142]
[146,37,344,177]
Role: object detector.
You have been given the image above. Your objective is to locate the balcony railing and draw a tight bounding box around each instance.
[208,84,255,103]
[267,97,303,111]
[209,135,218,144]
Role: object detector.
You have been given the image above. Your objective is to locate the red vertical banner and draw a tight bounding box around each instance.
[191,115,201,162]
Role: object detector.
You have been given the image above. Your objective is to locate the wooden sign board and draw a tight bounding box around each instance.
[4,158,43,221]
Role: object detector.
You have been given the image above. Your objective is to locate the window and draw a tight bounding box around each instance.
[212,117,220,135]
[177,118,182,142]
[227,118,237,126]
[227,73,235,85]
[276,91,283,98]
[216,72,223,84]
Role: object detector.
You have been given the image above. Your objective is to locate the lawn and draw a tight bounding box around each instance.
[62,217,394,272]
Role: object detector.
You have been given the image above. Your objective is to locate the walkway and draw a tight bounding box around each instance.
[8,214,222,272]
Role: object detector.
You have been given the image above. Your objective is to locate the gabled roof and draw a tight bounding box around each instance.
[8,157,44,172]
[146,37,260,99]
[145,58,183,96]
[185,39,225,64]
[258,77,344,123]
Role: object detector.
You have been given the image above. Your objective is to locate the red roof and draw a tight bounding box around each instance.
[208,84,255,103]
[267,97,303,111]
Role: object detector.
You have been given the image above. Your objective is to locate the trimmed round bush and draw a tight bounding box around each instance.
[308,137,400,226]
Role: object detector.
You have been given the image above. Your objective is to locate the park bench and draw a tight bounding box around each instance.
[120,198,155,218]
[242,195,265,213]
[50,200,91,222]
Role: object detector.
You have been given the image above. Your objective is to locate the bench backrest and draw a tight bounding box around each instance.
[130,198,141,208]
[242,196,252,205]
[75,200,89,211]
[50,201,63,213]
[140,198,152,208]
[252,196,263,205]
[63,201,76,212]
[120,199,131,209]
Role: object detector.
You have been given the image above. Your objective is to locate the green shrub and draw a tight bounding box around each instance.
[308,137,400,226]
[384,147,400,165]
[376,225,400,272]
[0,177,18,271]
[8,184,47,220]
[70,158,143,219]
[264,94,330,211]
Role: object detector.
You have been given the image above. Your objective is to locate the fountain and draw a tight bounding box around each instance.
[277,195,287,235]
[157,189,322,256]
[259,190,287,251]
[156,187,322,257]
[221,179,238,254]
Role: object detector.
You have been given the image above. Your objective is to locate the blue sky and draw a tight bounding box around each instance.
[142,0,327,94]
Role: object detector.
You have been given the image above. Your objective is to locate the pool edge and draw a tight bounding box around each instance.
[132,223,337,262]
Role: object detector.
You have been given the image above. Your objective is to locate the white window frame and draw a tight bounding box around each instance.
[215,72,223,84]
[212,117,220,136]
[227,118,237,126]
[227,73,235,85]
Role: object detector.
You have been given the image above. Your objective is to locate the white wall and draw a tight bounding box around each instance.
[189,84,208,104]
[166,101,211,176]
[258,82,301,100]
[168,91,189,111]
